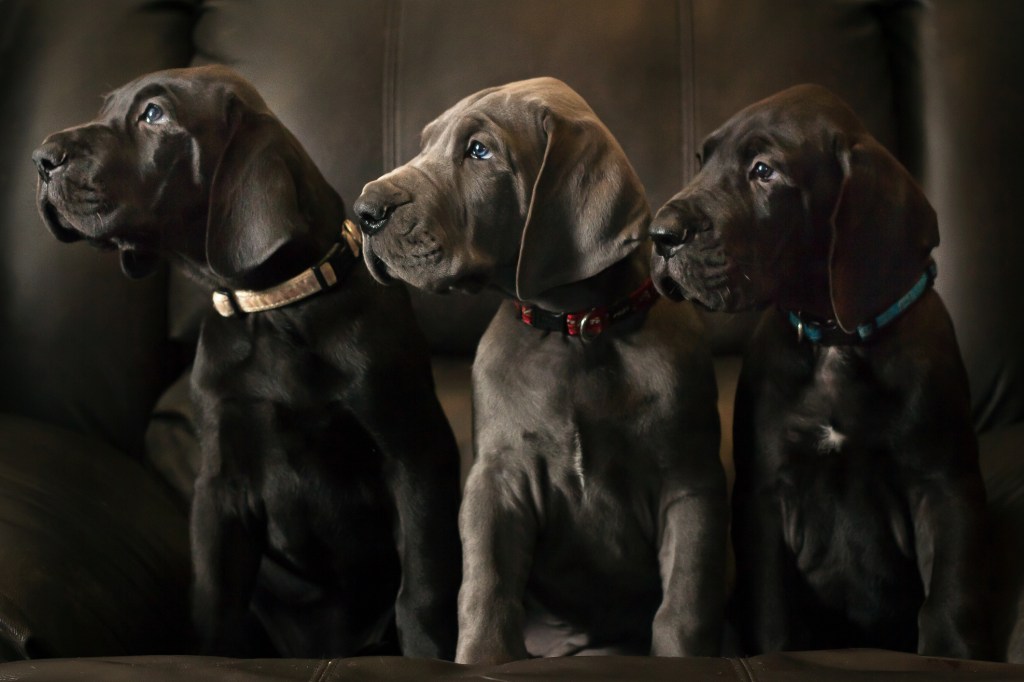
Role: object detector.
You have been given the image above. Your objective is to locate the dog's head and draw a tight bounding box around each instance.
[649,84,938,331]
[32,65,341,287]
[353,77,648,303]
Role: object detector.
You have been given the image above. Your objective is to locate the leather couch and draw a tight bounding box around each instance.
[0,1,1021,679]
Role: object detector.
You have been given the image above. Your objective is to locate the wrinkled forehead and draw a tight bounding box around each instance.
[420,77,596,146]
[702,85,867,162]
[97,65,267,121]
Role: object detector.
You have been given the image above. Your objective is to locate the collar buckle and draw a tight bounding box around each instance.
[212,289,241,317]
[576,311,604,342]
[785,260,937,346]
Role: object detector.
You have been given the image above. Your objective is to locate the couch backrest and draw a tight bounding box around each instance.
[0,0,196,456]
[1,0,1021,453]
[923,1,1024,433]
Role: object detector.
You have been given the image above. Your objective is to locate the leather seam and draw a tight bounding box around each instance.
[309,658,333,682]
[679,0,698,180]
[729,656,757,682]
[382,0,402,172]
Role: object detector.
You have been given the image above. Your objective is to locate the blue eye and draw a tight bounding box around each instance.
[751,161,774,181]
[466,140,493,160]
[140,103,166,125]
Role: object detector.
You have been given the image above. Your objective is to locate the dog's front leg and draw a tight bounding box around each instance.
[908,466,992,659]
[652,483,728,657]
[348,369,462,660]
[379,419,462,660]
[190,475,265,655]
[456,462,537,664]
[190,357,268,656]
[731,483,803,654]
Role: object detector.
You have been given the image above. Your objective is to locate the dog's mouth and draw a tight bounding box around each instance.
[654,271,726,311]
[653,273,686,302]
[361,227,479,294]
[37,173,119,245]
[39,197,85,243]
[362,239,395,285]
[653,252,754,312]
[445,272,487,295]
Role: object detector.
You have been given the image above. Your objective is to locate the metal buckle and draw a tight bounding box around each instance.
[212,289,240,317]
[342,218,362,257]
[578,311,602,342]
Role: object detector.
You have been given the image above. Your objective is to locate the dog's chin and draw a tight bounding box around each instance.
[363,239,483,294]
[653,273,686,302]
[690,282,765,313]
[654,269,763,313]
[445,272,487,295]
[662,278,730,311]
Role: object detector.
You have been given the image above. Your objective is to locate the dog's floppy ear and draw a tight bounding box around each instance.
[206,106,317,282]
[828,133,938,332]
[514,111,648,300]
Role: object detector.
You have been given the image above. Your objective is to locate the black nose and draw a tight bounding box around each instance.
[650,223,691,255]
[650,213,695,258]
[354,193,396,236]
[32,141,68,182]
[354,182,414,236]
[649,201,713,258]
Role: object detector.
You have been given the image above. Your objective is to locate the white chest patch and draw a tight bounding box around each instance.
[816,424,847,454]
[573,429,586,491]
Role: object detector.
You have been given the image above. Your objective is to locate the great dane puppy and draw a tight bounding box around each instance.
[32,65,461,659]
[649,84,991,658]
[354,77,726,663]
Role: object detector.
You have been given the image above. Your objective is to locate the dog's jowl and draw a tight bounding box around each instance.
[33,65,461,659]
[650,84,991,659]
[355,77,727,663]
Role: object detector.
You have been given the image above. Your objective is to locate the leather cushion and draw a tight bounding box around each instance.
[0,414,192,659]
[0,649,1020,681]
[981,422,1024,662]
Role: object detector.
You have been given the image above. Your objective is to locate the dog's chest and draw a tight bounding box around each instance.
[767,346,918,586]
[773,346,901,463]
[198,322,394,570]
[477,331,673,574]
[476,328,680,499]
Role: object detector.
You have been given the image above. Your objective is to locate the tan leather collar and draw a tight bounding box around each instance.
[211,220,362,317]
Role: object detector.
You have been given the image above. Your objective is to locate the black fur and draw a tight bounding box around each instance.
[33,65,461,659]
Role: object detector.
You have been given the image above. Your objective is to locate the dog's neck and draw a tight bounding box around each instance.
[176,216,344,294]
[512,245,651,313]
[775,247,834,321]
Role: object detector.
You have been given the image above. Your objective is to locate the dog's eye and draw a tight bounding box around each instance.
[750,161,774,182]
[140,103,167,125]
[466,140,493,160]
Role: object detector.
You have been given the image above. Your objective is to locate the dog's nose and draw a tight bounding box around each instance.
[32,142,68,183]
[650,214,694,258]
[649,201,711,258]
[650,223,690,254]
[354,191,396,236]
[355,182,414,236]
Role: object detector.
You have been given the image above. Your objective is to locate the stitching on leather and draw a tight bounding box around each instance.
[309,658,333,682]
[382,0,401,171]
[728,656,757,682]
[679,0,698,180]
[0,590,34,658]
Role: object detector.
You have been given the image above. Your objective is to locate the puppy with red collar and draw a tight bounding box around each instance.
[356,77,726,663]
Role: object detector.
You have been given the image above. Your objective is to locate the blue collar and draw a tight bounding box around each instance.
[785,261,937,345]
